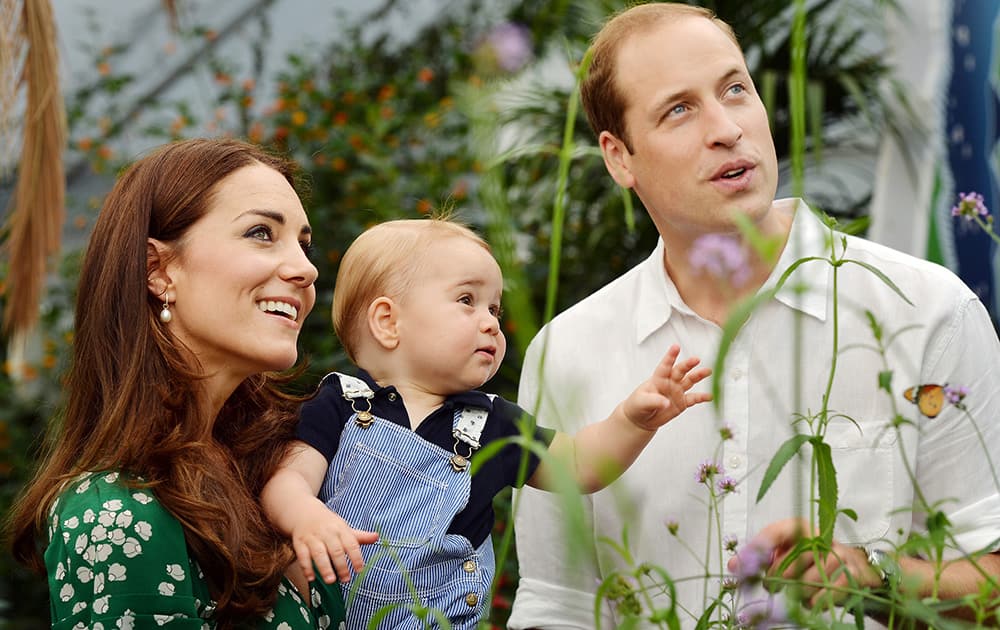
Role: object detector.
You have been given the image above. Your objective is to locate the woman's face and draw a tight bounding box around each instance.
[161,162,318,393]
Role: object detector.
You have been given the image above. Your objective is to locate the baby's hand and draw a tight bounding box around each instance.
[290,499,379,584]
[622,344,712,431]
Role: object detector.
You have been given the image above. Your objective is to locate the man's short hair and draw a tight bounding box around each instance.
[580,2,740,153]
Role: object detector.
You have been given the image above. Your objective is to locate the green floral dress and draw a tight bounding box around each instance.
[45,472,346,629]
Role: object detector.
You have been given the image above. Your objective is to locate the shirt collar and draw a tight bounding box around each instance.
[352,368,495,411]
[634,198,829,344]
[765,198,829,322]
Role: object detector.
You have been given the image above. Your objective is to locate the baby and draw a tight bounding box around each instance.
[261,216,712,628]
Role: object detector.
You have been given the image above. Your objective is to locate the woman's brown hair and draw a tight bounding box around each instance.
[7,138,305,626]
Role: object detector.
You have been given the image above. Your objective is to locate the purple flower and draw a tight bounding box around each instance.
[689,233,751,287]
[951,191,989,222]
[731,539,774,582]
[476,23,533,74]
[944,384,969,405]
[717,476,739,494]
[695,460,724,484]
[720,576,740,591]
[736,597,788,630]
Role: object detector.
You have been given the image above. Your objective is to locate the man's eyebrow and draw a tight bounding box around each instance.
[717,67,748,87]
[653,66,751,115]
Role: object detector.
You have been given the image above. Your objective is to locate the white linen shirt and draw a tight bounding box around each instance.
[508,200,1000,629]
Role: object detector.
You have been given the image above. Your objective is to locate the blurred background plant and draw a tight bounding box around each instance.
[1,0,906,626]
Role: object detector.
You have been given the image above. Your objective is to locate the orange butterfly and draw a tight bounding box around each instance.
[903,384,945,418]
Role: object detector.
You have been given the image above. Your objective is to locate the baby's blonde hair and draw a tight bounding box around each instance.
[332,216,491,363]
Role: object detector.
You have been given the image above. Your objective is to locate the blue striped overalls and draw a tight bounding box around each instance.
[319,373,495,629]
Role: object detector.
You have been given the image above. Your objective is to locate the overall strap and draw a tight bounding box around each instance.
[332,372,376,428]
[333,372,375,400]
[452,396,494,449]
[448,394,496,473]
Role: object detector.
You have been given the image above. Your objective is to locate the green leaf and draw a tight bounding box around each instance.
[864,309,882,342]
[878,370,893,393]
[692,599,719,630]
[813,438,838,541]
[841,259,914,306]
[756,434,812,503]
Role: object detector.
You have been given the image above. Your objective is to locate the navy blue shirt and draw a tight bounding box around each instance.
[296,370,556,548]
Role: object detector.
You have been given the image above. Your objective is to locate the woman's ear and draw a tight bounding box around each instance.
[599,130,637,190]
[366,297,399,350]
[146,238,173,300]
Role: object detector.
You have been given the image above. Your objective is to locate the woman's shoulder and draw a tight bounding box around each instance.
[47,471,178,551]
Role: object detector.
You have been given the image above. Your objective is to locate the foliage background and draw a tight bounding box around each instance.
[0,0,900,627]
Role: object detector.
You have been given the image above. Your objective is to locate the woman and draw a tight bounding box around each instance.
[7,138,343,628]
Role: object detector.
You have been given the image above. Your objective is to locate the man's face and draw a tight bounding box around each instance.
[603,16,779,238]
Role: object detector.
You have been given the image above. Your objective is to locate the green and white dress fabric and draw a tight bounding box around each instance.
[46,472,345,629]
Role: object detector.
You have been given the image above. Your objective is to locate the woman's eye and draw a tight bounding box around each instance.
[301,240,315,259]
[245,225,273,241]
[728,84,746,96]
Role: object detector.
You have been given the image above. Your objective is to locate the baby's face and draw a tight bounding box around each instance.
[393,236,506,394]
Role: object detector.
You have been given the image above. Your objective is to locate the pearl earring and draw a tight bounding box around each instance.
[159,290,172,323]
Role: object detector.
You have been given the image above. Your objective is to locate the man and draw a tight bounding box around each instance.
[507,3,1000,628]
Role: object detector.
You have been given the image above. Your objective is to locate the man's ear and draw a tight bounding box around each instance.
[146,238,173,300]
[366,297,399,350]
[599,130,636,189]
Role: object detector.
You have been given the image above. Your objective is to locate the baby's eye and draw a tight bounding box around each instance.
[458,295,473,306]
[489,304,503,319]
[245,225,274,241]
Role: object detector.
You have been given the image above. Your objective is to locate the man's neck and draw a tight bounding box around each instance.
[661,202,795,326]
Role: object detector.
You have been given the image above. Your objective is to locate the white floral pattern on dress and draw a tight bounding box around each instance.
[47,472,342,628]
[166,563,185,580]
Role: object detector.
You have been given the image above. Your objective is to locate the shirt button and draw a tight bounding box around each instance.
[728,455,742,469]
[463,560,476,573]
[387,393,397,401]
[465,593,479,607]
[731,368,743,381]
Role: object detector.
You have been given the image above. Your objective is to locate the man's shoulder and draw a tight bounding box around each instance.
[544,255,651,330]
[842,231,974,297]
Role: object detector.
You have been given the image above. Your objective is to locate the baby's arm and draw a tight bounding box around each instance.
[529,344,711,493]
[261,441,379,584]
